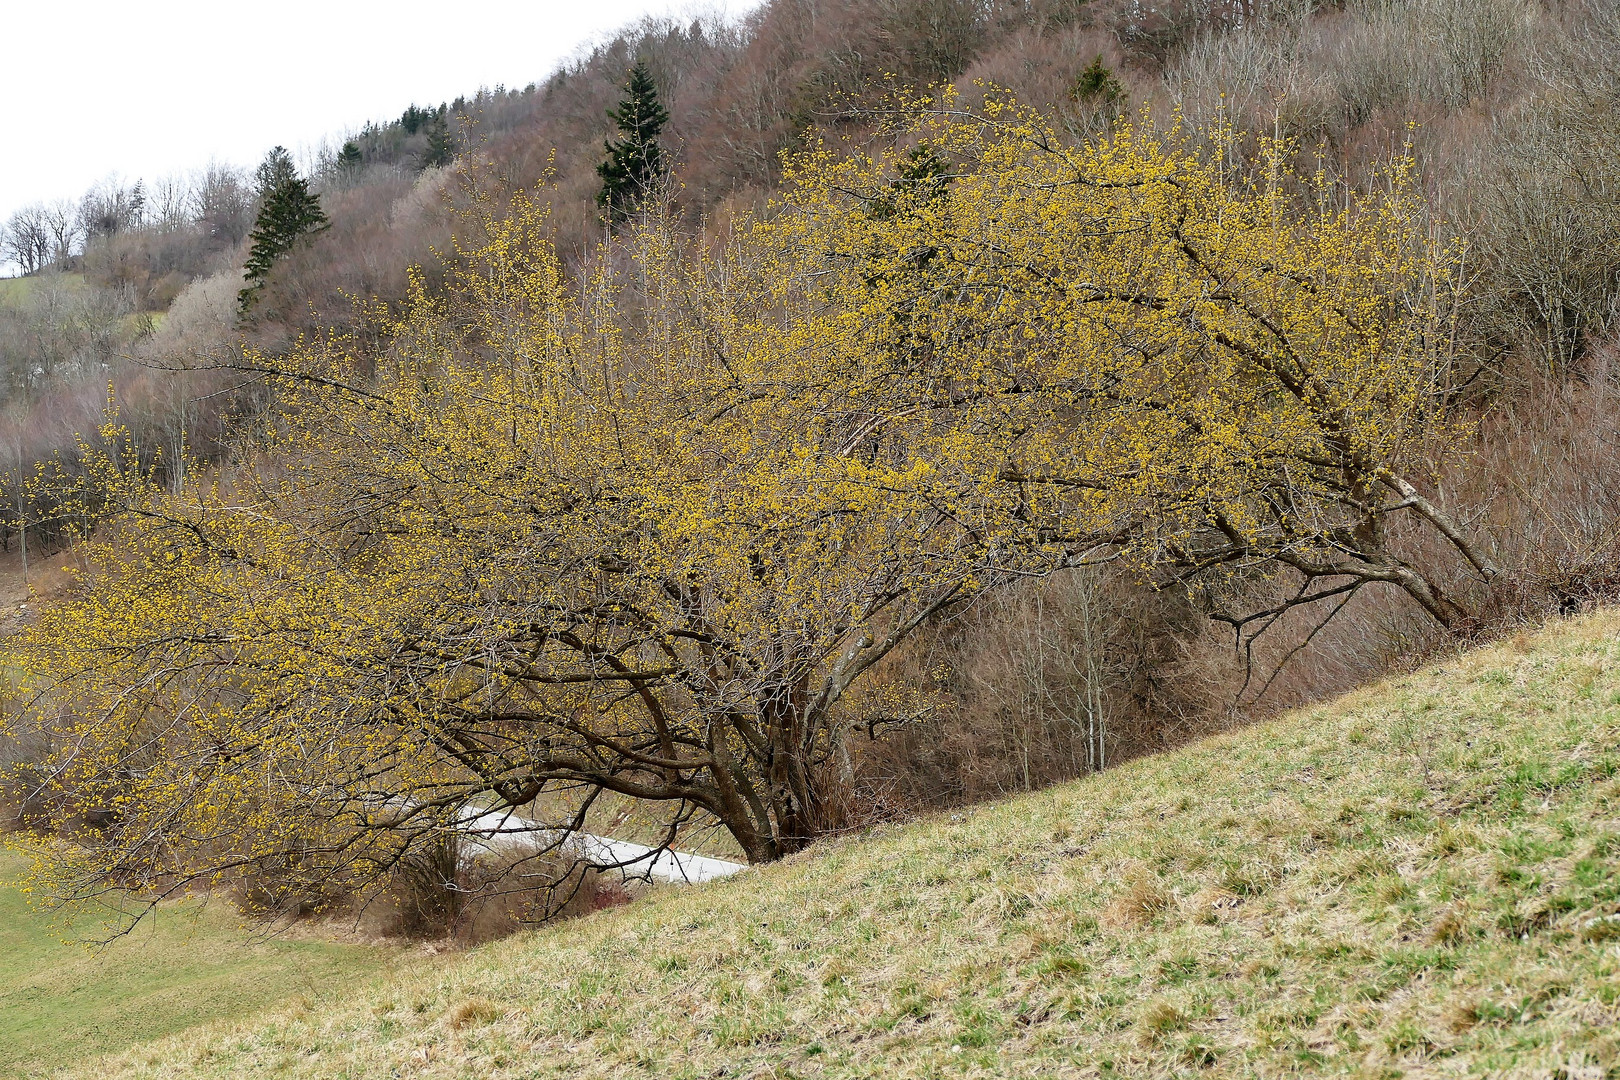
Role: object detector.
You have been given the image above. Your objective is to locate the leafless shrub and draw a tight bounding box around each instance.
[959,27,1135,140]
[1456,17,1620,371]
[82,222,238,309]
[1467,344,1620,622]
[0,729,58,831]
[1166,0,1533,139]
[378,832,467,938]
[358,834,617,943]
[838,566,1239,820]
[0,274,136,399]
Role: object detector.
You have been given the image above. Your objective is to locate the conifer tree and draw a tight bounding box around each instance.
[337,140,363,172]
[400,104,430,135]
[238,154,329,313]
[595,60,669,222]
[422,109,454,170]
[253,145,298,199]
[1071,56,1125,109]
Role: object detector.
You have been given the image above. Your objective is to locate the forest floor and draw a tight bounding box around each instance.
[33,608,1618,1078]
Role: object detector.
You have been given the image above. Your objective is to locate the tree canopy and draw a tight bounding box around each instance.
[4,99,1484,925]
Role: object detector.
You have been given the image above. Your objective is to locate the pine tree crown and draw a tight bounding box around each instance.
[423,113,455,170]
[596,59,670,223]
[254,146,298,200]
[239,165,329,313]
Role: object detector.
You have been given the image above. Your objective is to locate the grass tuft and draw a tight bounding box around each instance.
[1136,998,1188,1044]
[446,997,507,1029]
[1102,871,1172,928]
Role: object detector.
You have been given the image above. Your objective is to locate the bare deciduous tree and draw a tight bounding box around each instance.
[3,205,51,275]
[78,177,146,244]
[190,162,253,245]
[40,200,82,268]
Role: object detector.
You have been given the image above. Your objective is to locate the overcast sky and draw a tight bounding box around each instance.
[1,0,754,241]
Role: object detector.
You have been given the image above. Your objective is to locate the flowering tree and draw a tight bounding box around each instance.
[765,101,1488,629]
[3,100,1483,921]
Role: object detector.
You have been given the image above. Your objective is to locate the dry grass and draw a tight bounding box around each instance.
[1102,871,1173,930]
[63,610,1620,1078]
[445,998,507,1030]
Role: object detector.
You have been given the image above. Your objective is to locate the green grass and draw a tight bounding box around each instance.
[53,612,1620,1077]
[0,272,84,306]
[0,852,408,1078]
[0,276,32,306]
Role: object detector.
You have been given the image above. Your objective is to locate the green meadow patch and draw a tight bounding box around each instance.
[0,852,406,1078]
[0,272,85,306]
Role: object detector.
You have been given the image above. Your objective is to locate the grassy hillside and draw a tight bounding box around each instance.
[0,272,84,306]
[0,852,410,1078]
[63,612,1620,1078]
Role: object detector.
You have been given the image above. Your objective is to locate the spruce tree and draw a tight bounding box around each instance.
[337,140,363,172]
[422,109,454,170]
[400,104,429,135]
[595,60,669,223]
[253,145,298,199]
[1071,56,1125,109]
[238,159,329,314]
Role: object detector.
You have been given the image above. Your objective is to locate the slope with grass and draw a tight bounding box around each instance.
[0,851,411,1079]
[0,272,85,305]
[66,612,1620,1078]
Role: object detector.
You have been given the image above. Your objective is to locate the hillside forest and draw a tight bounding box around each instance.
[2,0,1620,935]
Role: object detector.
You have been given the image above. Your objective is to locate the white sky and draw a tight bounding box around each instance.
[1,0,755,242]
